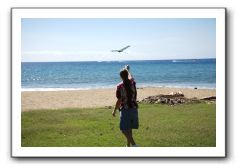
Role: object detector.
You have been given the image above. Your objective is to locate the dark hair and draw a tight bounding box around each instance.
[120,69,133,108]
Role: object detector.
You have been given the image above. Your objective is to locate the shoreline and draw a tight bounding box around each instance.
[22,87,216,111]
[21,85,216,92]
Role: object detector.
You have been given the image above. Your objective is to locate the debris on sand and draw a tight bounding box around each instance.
[138,92,214,106]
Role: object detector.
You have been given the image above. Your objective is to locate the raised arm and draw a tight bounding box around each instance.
[125,65,133,80]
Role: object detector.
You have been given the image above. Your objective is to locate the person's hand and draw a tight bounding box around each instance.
[112,110,116,117]
[125,65,130,71]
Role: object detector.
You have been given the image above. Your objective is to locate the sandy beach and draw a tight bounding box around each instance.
[21,87,216,111]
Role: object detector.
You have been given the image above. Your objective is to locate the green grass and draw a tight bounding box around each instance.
[22,103,216,147]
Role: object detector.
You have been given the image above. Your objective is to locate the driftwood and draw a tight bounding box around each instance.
[200,96,216,101]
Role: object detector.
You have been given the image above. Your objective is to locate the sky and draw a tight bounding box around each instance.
[21,18,216,62]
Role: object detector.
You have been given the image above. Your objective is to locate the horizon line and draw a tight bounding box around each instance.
[21,57,216,63]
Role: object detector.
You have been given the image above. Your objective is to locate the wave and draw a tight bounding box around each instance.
[172,59,196,63]
[22,83,215,92]
[137,83,216,89]
[21,86,115,92]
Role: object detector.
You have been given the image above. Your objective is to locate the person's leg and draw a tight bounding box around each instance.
[129,108,139,146]
[122,130,136,146]
[122,130,131,147]
[128,129,136,146]
[120,109,131,146]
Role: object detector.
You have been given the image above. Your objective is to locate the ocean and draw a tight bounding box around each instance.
[21,59,216,91]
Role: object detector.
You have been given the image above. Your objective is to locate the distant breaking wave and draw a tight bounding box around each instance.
[172,59,196,63]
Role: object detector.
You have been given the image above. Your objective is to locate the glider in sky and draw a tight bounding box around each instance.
[111,45,130,53]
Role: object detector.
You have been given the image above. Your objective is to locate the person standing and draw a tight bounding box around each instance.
[112,66,139,147]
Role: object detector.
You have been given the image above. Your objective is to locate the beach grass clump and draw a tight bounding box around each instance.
[22,103,216,147]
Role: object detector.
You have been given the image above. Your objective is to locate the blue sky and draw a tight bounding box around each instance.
[22,18,216,62]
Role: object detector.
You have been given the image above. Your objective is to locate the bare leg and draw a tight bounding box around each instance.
[128,129,136,146]
[122,130,131,147]
[122,129,137,147]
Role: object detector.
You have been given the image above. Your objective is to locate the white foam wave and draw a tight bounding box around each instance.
[21,86,115,92]
[172,60,196,63]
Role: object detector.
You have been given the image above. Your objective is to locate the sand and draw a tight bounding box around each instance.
[21,87,216,111]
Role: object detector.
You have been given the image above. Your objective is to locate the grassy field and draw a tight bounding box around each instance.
[22,103,216,147]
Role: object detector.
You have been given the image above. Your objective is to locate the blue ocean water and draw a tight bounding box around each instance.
[21,59,216,90]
